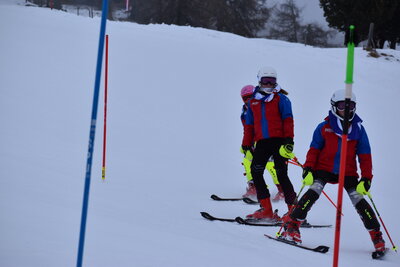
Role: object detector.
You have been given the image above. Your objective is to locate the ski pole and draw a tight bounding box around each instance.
[366,192,398,252]
[288,159,301,167]
[276,183,306,237]
[292,157,343,216]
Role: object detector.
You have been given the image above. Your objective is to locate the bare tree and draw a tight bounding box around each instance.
[301,23,335,47]
[268,0,303,42]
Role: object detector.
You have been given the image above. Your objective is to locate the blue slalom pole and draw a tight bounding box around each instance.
[77,1,109,266]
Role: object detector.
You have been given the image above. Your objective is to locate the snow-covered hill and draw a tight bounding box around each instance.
[1,1,399,266]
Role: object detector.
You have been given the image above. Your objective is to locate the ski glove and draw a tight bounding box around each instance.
[241,145,253,155]
[302,167,314,186]
[279,139,295,159]
[356,177,371,195]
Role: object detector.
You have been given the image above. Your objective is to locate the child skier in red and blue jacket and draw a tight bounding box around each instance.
[240,85,285,201]
[281,89,386,254]
[242,67,297,220]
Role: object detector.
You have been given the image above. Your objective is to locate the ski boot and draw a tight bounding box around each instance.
[369,229,386,252]
[281,215,302,244]
[272,185,285,202]
[246,198,280,222]
[242,181,257,199]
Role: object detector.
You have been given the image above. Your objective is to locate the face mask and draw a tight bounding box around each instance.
[259,87,274,94]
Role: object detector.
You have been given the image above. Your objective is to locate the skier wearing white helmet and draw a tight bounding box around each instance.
[281,89,386,255]
[242,67,296,220]
[240,85,285,202]
[330,89,357,121]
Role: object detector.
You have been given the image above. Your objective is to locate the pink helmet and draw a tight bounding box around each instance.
[240,85,254,102]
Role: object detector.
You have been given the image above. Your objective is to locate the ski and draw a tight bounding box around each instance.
[242,197,258,204]
[235,216,280,226]
[200,212,236,222]
[210,194,258,204]
[264,234,329,253]
[201,212,331,228]
[201,212,277,224]
[235,217,332,228]
[372,249,388,259]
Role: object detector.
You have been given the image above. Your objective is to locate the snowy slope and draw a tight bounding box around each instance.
[1,1,399,266]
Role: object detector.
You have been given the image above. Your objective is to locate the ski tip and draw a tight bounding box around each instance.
[210,194,220,200]
[200,212,215,220]
[315,245,330,253]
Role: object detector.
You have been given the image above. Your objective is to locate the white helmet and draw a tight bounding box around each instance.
[330,89,357,121]
[257,67,277,94]
[257,66,277,82]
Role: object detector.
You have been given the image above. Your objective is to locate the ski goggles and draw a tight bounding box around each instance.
[335,101,356,111]
[260,77,277,85]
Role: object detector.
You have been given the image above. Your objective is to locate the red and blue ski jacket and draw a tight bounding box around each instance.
[304,111,373,180]
[242,90,294,146]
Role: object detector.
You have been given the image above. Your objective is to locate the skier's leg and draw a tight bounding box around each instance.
[250,139,272,200]
[266,157,284,201]
[291,176,327,220]
[247,139,278,219]
[345,177,385,251]
[273,148,296,206]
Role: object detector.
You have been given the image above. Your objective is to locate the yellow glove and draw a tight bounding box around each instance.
[302,167,314,186]
[279,144,295,159]
[356,177,371,195]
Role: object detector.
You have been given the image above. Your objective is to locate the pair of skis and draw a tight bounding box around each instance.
[204,194,387,258]
[203,193,332,254]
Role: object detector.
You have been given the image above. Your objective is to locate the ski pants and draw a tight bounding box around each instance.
[291,170,380,230]
[250,138,296,205]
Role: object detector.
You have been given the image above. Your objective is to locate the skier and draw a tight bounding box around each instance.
[240,85,285,201]
[241,67,297,220]
[281,89,386,254]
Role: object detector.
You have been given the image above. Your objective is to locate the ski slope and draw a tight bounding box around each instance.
[1,1,399,266]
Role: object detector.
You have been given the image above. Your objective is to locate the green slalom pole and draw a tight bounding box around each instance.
[345,25,355,86]
[332,25,355,267]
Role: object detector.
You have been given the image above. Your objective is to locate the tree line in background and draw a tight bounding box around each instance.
[28,0,399,49]
[320,0,400,49]
[128,0,334,47]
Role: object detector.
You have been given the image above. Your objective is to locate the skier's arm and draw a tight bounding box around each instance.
[278,94,294,139]
[242,105,255,147]
[304,123,325,169]
[357,126,373,180]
